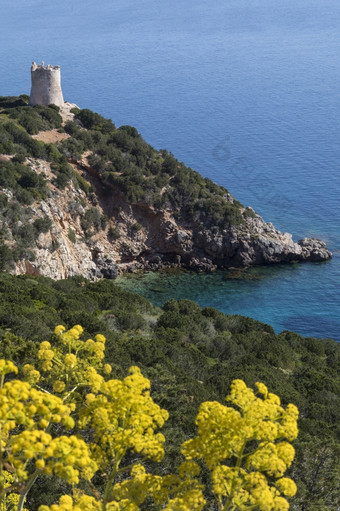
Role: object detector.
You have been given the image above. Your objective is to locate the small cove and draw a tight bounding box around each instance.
[116,258,340,341]
[1,0,340,341]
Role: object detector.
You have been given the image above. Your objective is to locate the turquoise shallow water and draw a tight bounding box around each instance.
[116,260,340,341]
[1,0,340,340]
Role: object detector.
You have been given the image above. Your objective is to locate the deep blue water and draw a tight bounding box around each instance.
[1,0,339,340]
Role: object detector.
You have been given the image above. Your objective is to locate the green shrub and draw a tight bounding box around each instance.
[33,216,52,234]
[67,228,76,243]
[108,226,121,240]
[131,221,142,232]
[15,223,36,247]
[3,104,62,134]
[81,207,103,236]
[0,242,13,270]
[73,173,90,194]
[75,109,115,133]
[60,137,85,160]
[115,310,147,331]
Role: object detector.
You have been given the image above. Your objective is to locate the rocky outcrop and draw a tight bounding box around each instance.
[192,213,331,269]
[8,153,331,281]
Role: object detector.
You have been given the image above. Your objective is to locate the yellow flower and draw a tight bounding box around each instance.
[276,477,297,497]
[35,459,45,470]
[64,354,77,369]
[40,341,52,349]
[95,334,106,343]
[182,379,299,510]
[23,364,40,384]
[38,349,55,361]
[72,325,83,335]
[54,325,66,335]
[0,359,18,375]
[53,381,66,393]
[255,382,268,398]
[273,496,290,511]
[0,327,300,511]
[103,364,112,375]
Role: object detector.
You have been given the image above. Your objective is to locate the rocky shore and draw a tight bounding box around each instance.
[13,156,331,280]
[1,100,330,281]
[114,210,331,274]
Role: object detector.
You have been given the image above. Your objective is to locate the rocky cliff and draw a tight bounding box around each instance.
[0,97,331,280]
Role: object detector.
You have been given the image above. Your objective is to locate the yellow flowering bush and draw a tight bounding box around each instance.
[80,366,168,462]
[181,379,299,510]
[0,325,299,511]
[0,358,95,511]
[33,325,109,397]
[0,471,28,511]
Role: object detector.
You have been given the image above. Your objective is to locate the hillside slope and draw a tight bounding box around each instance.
[0,272,339,510]
[0,96,331,279]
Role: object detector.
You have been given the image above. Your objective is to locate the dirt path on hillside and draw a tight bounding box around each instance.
[31,130,70,144]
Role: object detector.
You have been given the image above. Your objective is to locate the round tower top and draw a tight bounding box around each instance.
[31,61,61,71]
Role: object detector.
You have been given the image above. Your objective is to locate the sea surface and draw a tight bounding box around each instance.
[1,0,340,340]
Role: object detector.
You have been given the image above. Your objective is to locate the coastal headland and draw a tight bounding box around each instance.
[0,96,331,280]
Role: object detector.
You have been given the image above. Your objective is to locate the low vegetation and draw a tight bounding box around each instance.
[0,96,246,237]
[0,325,299,511]
[0,273,339,510]
[0,96,338,509]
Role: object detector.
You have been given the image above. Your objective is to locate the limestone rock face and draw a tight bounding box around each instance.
[193,213,331,269]
[29,62,64,107]
[297,238,332,262]
[11,157,119,281]
[7,151,331,281]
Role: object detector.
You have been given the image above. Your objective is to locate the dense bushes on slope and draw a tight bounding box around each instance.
[64,109,245,226]
[0,96,246,228]
[0,96,338,508]
[0,100,100,268]
[0,325,299,511]
[0,96,250,273]
[0,96,246,230]
[2,104,62,134]
[0,273,339,510]
[0,98,84,190]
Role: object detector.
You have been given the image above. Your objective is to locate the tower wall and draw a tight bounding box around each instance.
[29,62,64,107]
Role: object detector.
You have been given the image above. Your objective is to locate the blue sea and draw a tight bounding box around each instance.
[1,0,339,340]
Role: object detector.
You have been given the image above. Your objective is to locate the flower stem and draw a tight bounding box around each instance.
[17,471,39,511]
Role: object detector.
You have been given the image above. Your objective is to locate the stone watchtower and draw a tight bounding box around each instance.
[29,61,64,107]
